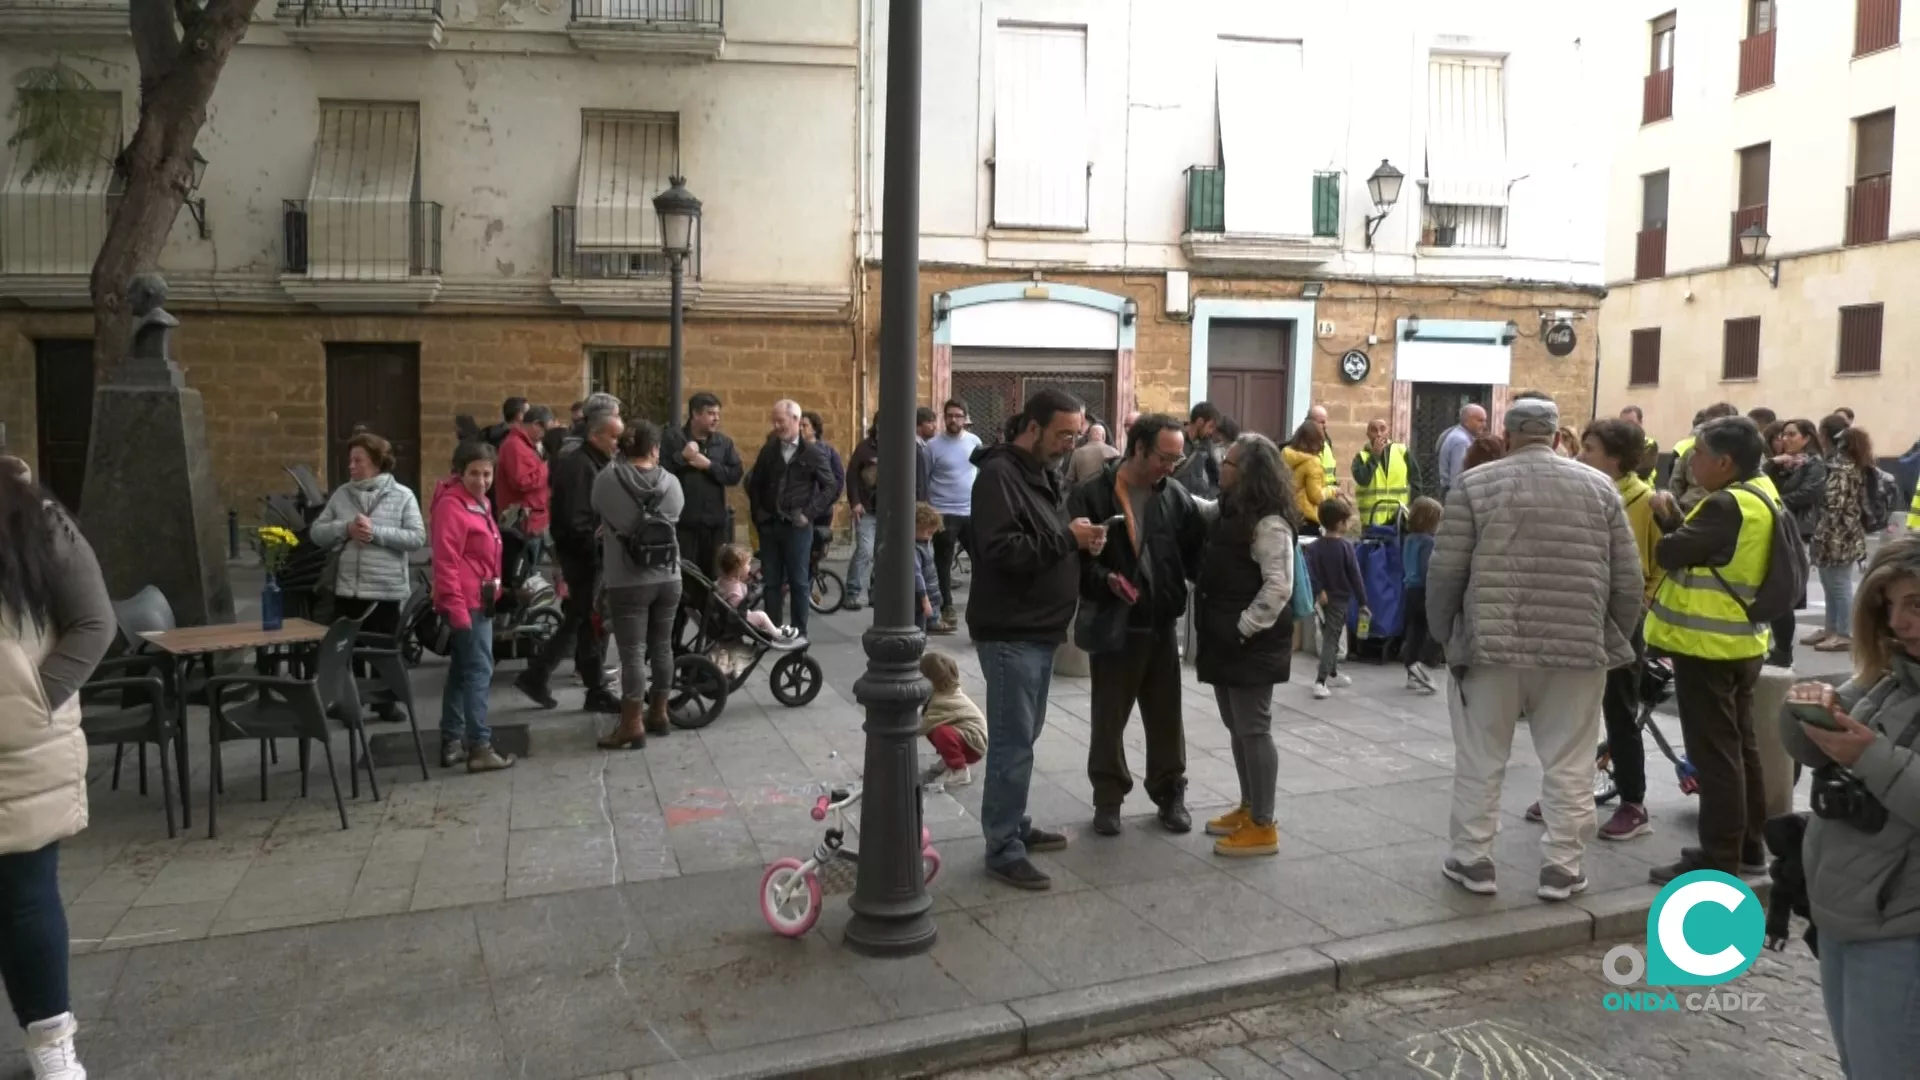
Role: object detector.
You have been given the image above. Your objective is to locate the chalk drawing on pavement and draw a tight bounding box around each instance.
[1404,1020,1616,1080]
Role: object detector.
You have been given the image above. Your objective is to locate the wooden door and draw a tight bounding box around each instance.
[325,343,421,493]
[33,339,94,512]
[1206,320,1290,441]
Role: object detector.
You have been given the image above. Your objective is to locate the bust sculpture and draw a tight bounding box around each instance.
[122,272,183,387]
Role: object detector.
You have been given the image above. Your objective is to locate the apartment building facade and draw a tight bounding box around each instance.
[0,0,861,514]
[1597,0,1915,449]
[860,0,1607,492]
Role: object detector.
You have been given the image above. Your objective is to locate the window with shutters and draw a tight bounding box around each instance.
[1422,54,1508,248]
[1731,144,1770,263]
[587,347,671,424]
[1848,110,1895,245]
[991,24,1090,231]
[555,112,686,280]
[1645,13,1676,123]
[1629,328,1661,387]
[1856,0,1900,58]
[1636,171,1668,280]
[0,92,123,276]
[1837,304,1884,375]
[287,102,439,281]
[1722,317,1761,381]
[1739,1,1776,94]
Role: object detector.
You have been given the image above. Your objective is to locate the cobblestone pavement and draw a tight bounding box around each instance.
[938,937,1840,1080]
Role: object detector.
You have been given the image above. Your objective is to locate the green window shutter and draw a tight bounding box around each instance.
[1187,167,1225,232]
[1313,173,1340,238]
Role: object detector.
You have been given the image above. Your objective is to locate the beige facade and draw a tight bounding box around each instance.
[1596,0,1918,448]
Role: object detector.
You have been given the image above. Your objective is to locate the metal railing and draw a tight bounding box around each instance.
[275,0,440,17]
[551,206,700,280]
[0,191,117,276]
[1182,166,1339,238]
[1846,175,1892,246]
[282,199,442,279]
[1642,67,1675,125]
[1635,225,1667,280]
[1422,202,1506,249]
[569,0,721,26]
[1737,28,1776,94]
[1729,205,1767,265]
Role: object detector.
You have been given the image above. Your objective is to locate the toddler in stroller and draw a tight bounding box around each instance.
[716,544,803,650]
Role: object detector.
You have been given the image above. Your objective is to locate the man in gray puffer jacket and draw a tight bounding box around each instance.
[1427,397,1645,903]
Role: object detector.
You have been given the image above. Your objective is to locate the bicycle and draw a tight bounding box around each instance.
[759,784,941,937]
[809,566,846,615]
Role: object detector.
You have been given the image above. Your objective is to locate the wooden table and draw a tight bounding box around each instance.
[136,618,331,827]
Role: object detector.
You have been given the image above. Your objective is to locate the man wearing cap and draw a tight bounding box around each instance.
[1425,395,1645,904]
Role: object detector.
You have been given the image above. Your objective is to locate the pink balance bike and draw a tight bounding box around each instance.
[759,784,941,937]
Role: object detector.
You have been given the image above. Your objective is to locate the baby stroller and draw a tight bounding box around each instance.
[401,540,564,665]
[1593,654,1698,804]
[671,560,825,730]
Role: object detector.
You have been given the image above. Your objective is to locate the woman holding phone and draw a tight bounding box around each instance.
[1781,534,1920,1077]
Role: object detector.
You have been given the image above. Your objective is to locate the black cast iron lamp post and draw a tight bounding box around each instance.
[654,175,702,417]
[844,0,937,958]
[1363,159,1403,249]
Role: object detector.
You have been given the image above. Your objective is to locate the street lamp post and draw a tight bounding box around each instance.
[653,176,702,418]
[1363,159,1405,249]
[844,0,936,958]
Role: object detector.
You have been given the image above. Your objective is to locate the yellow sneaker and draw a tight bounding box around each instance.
[1205,805,1252,837]
[1214,821,1280,858]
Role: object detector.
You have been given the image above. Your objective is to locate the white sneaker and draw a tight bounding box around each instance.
[921,761,972,788]
[1312,682,1332,700]
[1330,674,1353,689]
[25,1013,85,1080]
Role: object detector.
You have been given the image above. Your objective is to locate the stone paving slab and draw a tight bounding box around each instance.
[18,558,1849,1077]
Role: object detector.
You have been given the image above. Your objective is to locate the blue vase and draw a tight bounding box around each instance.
[261,572,284,631]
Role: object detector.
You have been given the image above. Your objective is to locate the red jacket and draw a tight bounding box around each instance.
[431,476,501,630]
[493,426,550,535]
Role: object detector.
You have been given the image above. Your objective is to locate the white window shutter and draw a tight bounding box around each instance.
[993,24,1089,230]
[1217,38,1311,236]
[1426,55,1508,208]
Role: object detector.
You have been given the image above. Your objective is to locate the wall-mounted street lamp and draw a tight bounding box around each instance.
[1364,159,1404,249]
[1737,224,1780,288]
[184,149,210,239]
[653,175,703,414]
[932,292,952,326]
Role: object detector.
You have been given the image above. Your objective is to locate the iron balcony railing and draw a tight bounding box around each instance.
[1183,166,1340,238]
[1422,202,1507,249]
[1856,0,1901,57]
[282,199,443,279]
[551,206,701,280]
[1643,66,1675,125]
[275,0,440,17]
[1846,175,1893,246]
[1635,225,1667,280]
[1737,28,1776,95]
[569,0,721,26]
[0,190,118,276]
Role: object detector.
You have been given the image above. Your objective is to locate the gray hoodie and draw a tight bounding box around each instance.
[592,459,684,589]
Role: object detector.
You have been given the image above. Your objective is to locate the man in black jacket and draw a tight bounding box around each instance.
[516,411,623,713]
[665,392,744,578]
[843,415,931,611]
[970,388,1107,891]
[1070,413,1209,836]
[747,399,837,636]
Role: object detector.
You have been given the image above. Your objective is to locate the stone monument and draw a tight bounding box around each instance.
[81,273,235,625]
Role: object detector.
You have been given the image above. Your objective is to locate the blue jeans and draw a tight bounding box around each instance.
[1819,562,1856,637]
[846,512,877,602]
[1819,934,1920,1078]
[440,612,494,747]
[977,640,1055,869]
[758,522,815,636]
[0,842,67,1028]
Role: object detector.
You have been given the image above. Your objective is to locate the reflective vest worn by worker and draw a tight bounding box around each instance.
[1909,486,1920,531]
[1644,484,1777,661]
[1319,442,1338,488]
[1354,444,1411,523]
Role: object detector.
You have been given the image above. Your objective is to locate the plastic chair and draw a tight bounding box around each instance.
[203,616,372,838]
[352,630,431,782]
[79,671,178,838]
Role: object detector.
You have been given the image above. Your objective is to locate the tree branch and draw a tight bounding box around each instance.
[128,0,180,96]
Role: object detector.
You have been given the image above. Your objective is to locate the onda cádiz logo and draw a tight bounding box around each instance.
[1601,870,1768,1014]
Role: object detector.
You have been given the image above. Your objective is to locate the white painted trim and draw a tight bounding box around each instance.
[1189,297,1316,433]
[949,297,1119,350]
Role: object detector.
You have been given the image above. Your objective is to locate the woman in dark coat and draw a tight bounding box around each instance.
[1766,417,1828,667]
[1194,433,1300,858]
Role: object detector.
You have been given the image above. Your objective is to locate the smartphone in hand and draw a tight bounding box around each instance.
[1789,701,1845,732]
[1108,573,1139,605]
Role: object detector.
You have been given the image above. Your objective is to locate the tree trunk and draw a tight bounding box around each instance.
[89,0,262,378]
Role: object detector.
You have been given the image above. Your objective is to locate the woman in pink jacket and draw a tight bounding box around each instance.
[431,443,515,773]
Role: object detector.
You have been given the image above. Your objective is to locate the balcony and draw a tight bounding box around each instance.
[276,0,442,50]
[1643,67,1675,125]
[0,191,115,307]
[1856,0,1901,58]
[568,0,725,61]
[1846,175,1893,246]
[550,205,702,314]
[1737,29,1776,94]
[1421,201,1506,250]
[0,0,127,41]
[1179,166,1339,266]
[279,198,443,309]
[1635,225,1667,281]
[1729,205,1767,264]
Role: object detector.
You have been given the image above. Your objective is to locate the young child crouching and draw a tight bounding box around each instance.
[918,651,986,787]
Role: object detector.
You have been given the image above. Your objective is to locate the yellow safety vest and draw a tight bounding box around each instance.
[1644,484,1776,661]
[1319,443,1337,488]
[1354,445,1410,523]
[1907,485,1920,530]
